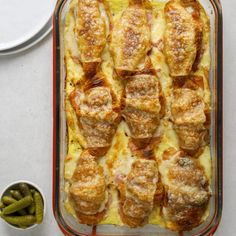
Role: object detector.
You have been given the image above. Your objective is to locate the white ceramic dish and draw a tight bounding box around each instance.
[0,180,46,230]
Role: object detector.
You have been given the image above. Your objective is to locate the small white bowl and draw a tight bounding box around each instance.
[0,180,46,230]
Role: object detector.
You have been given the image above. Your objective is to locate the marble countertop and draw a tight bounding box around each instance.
[0,0,235,235]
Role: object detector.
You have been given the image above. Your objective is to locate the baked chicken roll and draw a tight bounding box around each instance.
[160,149,211,231]
[75,0,106,78]
[110,0,151,77]
[123,75,162,147]
[164,0,203,76]
[119,159,160,227]
[171,88,208,153]
[69,151,109,224]
[69,75,120,156]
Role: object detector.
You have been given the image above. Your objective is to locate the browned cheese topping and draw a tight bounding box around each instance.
[70,86,119,156]
[123,75,161,140]
[76,0,106,77]
[69,151,108,224]
[171,88,208,153]
[161,150,211,231]
[120,159,159,227]
[164,0,203,76]
[110,0,151,76]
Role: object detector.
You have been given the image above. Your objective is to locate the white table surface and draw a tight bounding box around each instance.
[0,0,235,235]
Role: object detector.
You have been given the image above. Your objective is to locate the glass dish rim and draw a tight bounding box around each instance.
[52,0,223,235]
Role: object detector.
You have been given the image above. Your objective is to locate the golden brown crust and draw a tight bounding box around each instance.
[75,209,107,225]
[163,194,208,232]
[174,124,208,154]
[110,1,151,77]
[164,0,203,76]
[128,137,162,159]
[69,151,108,220]
[129,0,145,5]
[171,88,208,153]
[119,198,149,227]
[171,89,205,125]
[75,0,106,78]
[123,75,161,144]
[173,75,204,90]
[75,191,111,225]
[69,75,120,156]
[154,181,164,206]
[82,61,101,79]
[119,159,161,227]
[126,160,159,202]
[181,0,204,72]
[161,150,211,231]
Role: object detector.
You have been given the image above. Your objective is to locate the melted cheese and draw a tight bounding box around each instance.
[63,0,211,228]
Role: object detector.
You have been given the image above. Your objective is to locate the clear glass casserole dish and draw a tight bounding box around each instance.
[52,0,223,235]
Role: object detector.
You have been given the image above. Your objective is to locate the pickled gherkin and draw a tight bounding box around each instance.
[10,190,23,200]
[2,196,16,205]
[19,183,31,197]
[34,192,44,224]
[19,184,35,214]
[1,196,27,216]
[0,202,5,208]
[30,189,36,195]
[2,196,32,215]
[28,201,35,215]
[1,215,36,226]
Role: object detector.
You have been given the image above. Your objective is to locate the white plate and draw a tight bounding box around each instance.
[0,0,57,52]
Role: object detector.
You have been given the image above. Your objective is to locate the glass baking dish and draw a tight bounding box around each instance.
[52,0,223,235]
